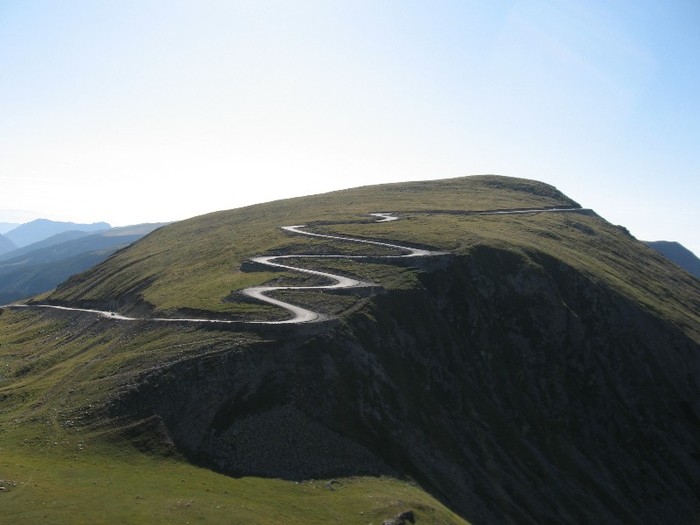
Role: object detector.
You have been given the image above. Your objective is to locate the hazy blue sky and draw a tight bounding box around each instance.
[1,1,698,254]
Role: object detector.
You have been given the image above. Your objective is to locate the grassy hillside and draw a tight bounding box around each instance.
[47,176,579,316]
[46,175,698,339]
[1,175,698,523]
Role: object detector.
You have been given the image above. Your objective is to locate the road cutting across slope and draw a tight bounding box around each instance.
[2,208,582,324]
[240,220,448,323]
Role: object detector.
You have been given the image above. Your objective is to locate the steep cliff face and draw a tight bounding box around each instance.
[113,246,700,524]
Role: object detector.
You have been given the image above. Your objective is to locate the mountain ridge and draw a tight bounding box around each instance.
[1,175,698,524]
[0,223,167,303]
[645,240,700,278]
[0,232,16,255]
[4,218,111,247]
[0,222,20,234]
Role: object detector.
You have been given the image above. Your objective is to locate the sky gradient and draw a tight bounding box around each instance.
[2,1,699,254]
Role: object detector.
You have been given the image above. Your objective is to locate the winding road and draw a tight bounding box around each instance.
[2,207,583,325]
[241,218,448,323]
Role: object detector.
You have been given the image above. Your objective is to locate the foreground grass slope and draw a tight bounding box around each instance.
[1,175,698,523]
[1,446,463,525]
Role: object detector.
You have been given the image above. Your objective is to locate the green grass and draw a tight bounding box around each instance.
[46,175,579,317]
[0,312,252,421]
[0,444,467,524]
[317,211,699,339]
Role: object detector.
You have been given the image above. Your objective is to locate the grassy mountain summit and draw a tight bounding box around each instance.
[46,175,697,336]
[47,175,577,315]
[1,175,699,524]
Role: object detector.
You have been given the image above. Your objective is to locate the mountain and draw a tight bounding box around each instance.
[0,223,169,263]
[0,232,16,255]
[4,218,111,247]
[0,223,167,303]
[0,176,698,524]
[0,222,20,234]
[645,240,700,278]
[0,230,94,261]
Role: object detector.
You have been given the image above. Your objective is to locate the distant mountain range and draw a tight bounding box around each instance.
[0,222,19,235]
[2,218,111,248]
[0,219,168,303]
[0,233,15,254]
[645,241,700,278]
